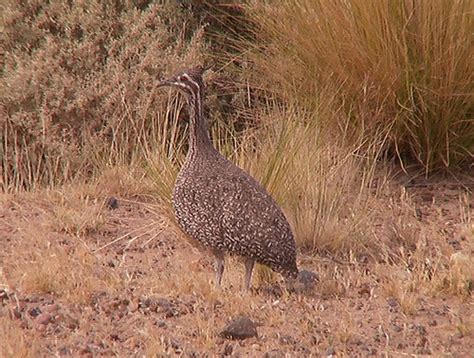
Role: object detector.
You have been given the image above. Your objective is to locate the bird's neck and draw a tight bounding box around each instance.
[187,93,213,157]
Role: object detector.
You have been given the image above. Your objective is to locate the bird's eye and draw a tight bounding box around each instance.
[178,75,187,82]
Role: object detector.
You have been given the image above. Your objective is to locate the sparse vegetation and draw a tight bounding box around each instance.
[0,0,472,356]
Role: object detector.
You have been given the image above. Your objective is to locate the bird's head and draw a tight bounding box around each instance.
[158,65,208,97]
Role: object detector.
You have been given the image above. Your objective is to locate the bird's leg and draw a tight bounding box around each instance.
[243,258,255,292]
[214,254,225,288]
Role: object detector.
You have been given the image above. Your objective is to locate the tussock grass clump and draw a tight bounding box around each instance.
[245,0,473,172]
[237,104,379,255]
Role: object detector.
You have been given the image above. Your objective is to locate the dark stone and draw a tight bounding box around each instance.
[297,269,319,286]
[140,297,178,317]
[105,196,119,210]
[28,306,42,317]
[220,315,259,340]
[447,239,461,250]
[288,269,319,293]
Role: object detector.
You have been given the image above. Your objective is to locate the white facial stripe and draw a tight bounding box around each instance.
[174,82,188,89]
[182,73,202,119]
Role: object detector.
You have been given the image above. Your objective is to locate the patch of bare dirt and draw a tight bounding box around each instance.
[0,178,472,356]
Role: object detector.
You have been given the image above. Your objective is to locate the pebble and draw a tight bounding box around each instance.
[220,315,260,340]
[105,196,119,210]
[391,324,402,333]
[28,306,42,317]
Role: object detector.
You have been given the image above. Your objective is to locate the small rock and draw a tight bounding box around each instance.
[391,324,402,333]
[448,239,461,250]
[105,196,119,210]
[140,297,179,317]
[298,270,319,286]
[36,312,52,325]
[28,306,42,317]
[263,349,285,358]
[220,315,259,340]
[289,269,319,293]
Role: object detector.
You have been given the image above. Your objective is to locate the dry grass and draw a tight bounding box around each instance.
[0,320,39,358]
[0,177,472,355]
[243,0,473,172]
[1,203,124,304]
[0,1,472,355]
[0,1,209,191]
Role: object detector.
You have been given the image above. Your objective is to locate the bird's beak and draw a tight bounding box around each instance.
[157,79,172,88]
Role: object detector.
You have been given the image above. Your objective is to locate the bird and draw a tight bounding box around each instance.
[158,65,298,291]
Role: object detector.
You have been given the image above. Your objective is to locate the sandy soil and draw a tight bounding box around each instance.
[0,178,472,357]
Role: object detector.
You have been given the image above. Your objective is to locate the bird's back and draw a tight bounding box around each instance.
[172,149,298,278]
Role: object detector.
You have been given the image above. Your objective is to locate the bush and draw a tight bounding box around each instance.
[0,0,209,190]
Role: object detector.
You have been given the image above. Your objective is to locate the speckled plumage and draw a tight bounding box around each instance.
[159,66,298,289]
